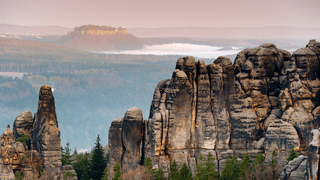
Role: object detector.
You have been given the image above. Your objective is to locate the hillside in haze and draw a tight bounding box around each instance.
[128,26,320,39]
[57,25,145,51]
[0,23,71,35]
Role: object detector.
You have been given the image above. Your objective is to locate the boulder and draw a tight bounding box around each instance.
[12,111,33,148]
[264,119,300,152]
[306,39,320,60]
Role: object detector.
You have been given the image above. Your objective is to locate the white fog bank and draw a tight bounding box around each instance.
[93,43,243,59]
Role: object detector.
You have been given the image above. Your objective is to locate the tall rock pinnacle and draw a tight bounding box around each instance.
[32,85,62,178]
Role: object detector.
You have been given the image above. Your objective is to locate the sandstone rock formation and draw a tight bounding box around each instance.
[0,125,16,180]
[121,107,144,172]
[13,111,33,148]
[107,107,143,178]
[281,155,307,180]
[142,43,296,172]
[57,165,78,180]
[32,85,62,178]
[107,39,320,176]
[0,85,77,180]
[307,129,320,180]
[107,117,124,178]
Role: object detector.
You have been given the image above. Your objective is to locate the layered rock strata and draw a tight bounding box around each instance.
[108,39,320,176]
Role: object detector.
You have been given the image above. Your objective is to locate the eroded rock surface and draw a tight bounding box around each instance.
[106,40,320,173]
[32,85,62,178]
[264,119,300,152]
[13,111,33,148]
[307,129,320,180]
[106,107,143,177]
[281,155,307,180]
[107,117,124,178]
[0,125,15,180]
[121,107,144,172]
[0,85,75,180]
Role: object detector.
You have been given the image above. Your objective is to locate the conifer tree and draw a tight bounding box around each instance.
[169,160,180,180]
[239,153,251,179]
[194,153,218,180]
[112,161,122,180]
[73,148,78,156]
[254,153,265,168]
[269,150,278,168]
[286,148,298,165]
[269,150,279,179]
[14,171,23,180]
[220,155,240,180]
[250,153,265,180]
[61,142,72,165]
[144,156,153,172]
[101,166,109,180]
[179,162,192,180]
[81,152,90,180]
[154,167,166,180]
[89,135,106,180]
[73,152,90,180]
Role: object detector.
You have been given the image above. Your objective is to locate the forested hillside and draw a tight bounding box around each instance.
[0,37,185,150]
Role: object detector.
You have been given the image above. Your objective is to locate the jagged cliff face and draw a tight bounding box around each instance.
[108,39,320,175]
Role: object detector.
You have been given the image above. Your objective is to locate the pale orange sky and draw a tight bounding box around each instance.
[1,0,319,28]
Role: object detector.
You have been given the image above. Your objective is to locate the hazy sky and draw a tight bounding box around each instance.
[1,0,319,28]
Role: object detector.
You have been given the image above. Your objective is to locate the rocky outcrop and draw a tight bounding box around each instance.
[12,111,33,148]
[107,117,124,178]
[0,125,16,180]
[280,155,307,180]
[121,107,144,172]
[142,42,297,171]
[307,129,320,180]
[32,85,62,178]
[0,85,77,180]
[56,165,78,180]
[107,39,320,174]
[107,107,143,178]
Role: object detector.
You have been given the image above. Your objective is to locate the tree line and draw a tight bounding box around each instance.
[62,134,298,180]
[61,135,108,180]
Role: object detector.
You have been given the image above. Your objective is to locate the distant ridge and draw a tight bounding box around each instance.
[128,26,320,39]
[0,24,72,35]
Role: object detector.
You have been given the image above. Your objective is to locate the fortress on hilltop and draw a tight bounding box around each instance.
[67,25,127,35]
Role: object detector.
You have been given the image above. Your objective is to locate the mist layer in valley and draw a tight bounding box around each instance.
[94,43,242,61]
